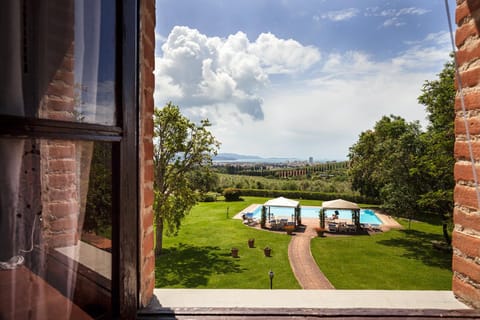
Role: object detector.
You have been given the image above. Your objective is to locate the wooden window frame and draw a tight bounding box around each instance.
[0,0,140,318]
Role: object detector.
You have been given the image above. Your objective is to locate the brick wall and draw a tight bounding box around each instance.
[453,0,480,308]
[37,2,81,249]
[138,0,156,308]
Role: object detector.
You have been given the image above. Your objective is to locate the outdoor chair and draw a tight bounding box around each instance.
[328,223,337,232]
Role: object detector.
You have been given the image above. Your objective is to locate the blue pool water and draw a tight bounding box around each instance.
[250,206,382,225]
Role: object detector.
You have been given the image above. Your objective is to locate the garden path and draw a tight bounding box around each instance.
[288,218,334,289]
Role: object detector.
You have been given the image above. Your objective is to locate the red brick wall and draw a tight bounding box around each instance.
[37,3,81,249]
[453,0,480,309]
[139,0,156,308]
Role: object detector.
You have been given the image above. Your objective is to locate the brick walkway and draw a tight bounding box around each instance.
[288,218,334,289]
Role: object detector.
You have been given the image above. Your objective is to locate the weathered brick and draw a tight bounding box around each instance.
[142,208,154,231]
[454,184,480,209]
[48,188,77,202]
[47,160,76,173]
[46,97,75,112]
[454,141,480,160]
[144,162,154,185]
[49,216,78,231]
[452,230,480,258]
[143,116,154,139]
[456,20,480,47]
[456,0,480,25]
[453,276,480,308]
[47,202,79,217]
[46,81,75,99]
[139,0,156,307]
[142,231,155,260]
[455,91,480,111]
[454,162,480,181]
[48,173,76,189]
[459,66,480,88]
[454,207,480,232]
[457,41,480,66]
[144,186,154,208]
[48,145,75,159]
[453,254,480,283]
[455,116,480,135]
[144,141,154,163]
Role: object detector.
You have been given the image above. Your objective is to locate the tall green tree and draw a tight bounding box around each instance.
[349,115,422,217]
[153,102,220,255]
[415,59,455,244]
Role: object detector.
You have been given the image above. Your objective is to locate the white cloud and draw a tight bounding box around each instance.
[383,17,406,27]
[154,25,450,160]
[209,34,450,159]
[249,33,320,74]
[366,6,430,28]
[319,8,359,22]
[154,26,320,121]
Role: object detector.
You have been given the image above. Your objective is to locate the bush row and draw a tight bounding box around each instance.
[236,188,380,205]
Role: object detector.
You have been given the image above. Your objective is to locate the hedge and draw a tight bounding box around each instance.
[237,188,380,205]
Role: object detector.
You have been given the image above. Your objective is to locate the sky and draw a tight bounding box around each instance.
[154,0,456,161]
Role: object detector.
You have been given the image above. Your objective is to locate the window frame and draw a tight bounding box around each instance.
[0,0,140,318]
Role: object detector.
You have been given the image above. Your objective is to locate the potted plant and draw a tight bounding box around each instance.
[263,246,272,257]
[231,247,239,258]
[314,227,326,237]
[284,225,295,235]
[248,238,255,248]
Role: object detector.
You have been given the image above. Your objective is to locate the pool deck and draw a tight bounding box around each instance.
[234,205,405,291]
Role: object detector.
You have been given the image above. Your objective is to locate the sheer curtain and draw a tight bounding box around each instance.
[0,1,113,318]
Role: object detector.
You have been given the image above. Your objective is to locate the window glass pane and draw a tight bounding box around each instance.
[0,138,113,319]
[0,0,117,125]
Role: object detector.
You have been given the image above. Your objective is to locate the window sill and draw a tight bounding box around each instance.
[137,289,480,319]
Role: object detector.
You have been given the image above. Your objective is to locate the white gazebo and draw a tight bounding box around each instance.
[320,199,361,230]
[261,197,301,227]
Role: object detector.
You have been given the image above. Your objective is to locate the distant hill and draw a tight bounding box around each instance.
[214,153,262,161]
[213,153,299,163]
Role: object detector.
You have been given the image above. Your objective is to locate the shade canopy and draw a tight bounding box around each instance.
[319,199,361,230]
[322,199,360,210]
[264,196,299,208]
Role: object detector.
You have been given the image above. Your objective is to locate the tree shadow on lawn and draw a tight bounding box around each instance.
[155,243,245,288]
[376,229,451,270]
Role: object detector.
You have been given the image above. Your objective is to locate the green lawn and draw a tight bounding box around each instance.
[311,218,453,290]
[156,196,453,290]
[155,197,300,289]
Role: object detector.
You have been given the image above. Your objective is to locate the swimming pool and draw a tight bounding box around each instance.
[250,206,382,225]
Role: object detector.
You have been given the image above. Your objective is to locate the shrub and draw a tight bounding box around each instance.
[200,194,217,202]
[236,188,380,204]
[223,188,241,201]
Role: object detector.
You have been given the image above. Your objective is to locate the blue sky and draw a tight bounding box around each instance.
[154,0,455,160]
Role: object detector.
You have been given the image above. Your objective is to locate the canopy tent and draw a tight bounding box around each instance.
[264,196,299,207]
[320,199,361,230]
[262,197,301,227]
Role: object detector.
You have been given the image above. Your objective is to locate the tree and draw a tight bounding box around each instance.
[348,115,422,218]
[153,102,220,255]
[348,58,455,245]
[415,58,455,245]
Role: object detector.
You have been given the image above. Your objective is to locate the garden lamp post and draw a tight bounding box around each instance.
[269,270,274,289]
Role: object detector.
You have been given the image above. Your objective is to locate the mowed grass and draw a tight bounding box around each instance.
[156,196,453,290]
[311,218,453,290]
[155,197,300,289]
